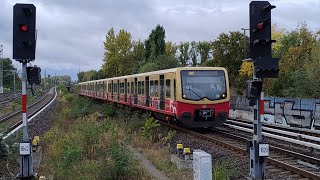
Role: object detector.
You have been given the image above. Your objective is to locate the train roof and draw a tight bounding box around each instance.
[78,67,226,84]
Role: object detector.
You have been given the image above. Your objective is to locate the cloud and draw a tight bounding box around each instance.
[0,0,319,80]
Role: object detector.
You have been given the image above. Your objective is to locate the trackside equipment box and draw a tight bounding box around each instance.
[193,150,212,180]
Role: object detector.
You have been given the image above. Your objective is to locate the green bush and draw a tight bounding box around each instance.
[104,104,117,118]
[213,163,228,180]
[64,93,74,102]
[212,160,241,180]
[164,130,176,144]
[10,102,19,111]
[69,97,93,118]
[141,117,160,141]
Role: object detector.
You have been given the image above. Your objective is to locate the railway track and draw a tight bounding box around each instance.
[0,91,21,107]
[228,118,320,138]
[224,119,320,154]
[159,121,320,180]
[0,88,56,138]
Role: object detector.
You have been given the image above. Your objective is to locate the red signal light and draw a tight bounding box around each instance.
[257,23,263,30]
[21,25,28,32]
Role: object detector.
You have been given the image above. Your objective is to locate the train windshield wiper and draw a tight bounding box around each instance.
[187,84,202,99]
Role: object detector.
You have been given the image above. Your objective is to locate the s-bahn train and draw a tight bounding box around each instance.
[79,67,230,128]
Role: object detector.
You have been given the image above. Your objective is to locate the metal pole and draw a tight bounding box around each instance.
[44,68,46,90]
[241,28,250,59]
[22,63,28,141]
[20,61,34,178]
[0,45,3,94]
[13,71,16,92]
[249,71,266,179]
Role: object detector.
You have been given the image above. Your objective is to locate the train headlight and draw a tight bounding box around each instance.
[183,94,187,98]
[221,93,226,99]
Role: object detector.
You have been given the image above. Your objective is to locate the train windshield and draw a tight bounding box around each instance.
[181,70,227,101]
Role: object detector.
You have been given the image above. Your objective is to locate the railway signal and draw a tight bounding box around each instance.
[27,66,41,85]
[13,3,37,179]
[13,4,36,61]
[248,1,277,179]
[250,1,279,78]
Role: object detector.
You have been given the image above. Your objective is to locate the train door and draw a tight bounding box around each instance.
[145,76,149,107]
[124,79,127,102]
[117,80,120,101]
[160,75,165,110]
[174,79,176,101]
[134,78,138,104]
[111,80,114,100]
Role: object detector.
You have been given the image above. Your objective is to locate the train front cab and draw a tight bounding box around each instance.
[174,68,230,129]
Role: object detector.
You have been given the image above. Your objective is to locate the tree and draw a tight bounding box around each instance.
[77,71,85,83]
[78,70,98,82]
[207,31,247,90]
[178,42,189,66]
[189,41,198,66]
[239,61,253,77]
[2,58,20,90]
[267,23,318,97]
[138,55,179,73]
[197,41,211,65]
[102,28,133,77]
[156,55,179,70]
[145,25,166,62]
[165,41,177,58]
[131,40,145,74]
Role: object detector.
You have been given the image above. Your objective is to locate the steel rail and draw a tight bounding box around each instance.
[159,121,320,179]
[3,87,57,139]
[224,123,320,150]
[226,119,320,143]
[228,118,320,137]
[0,90,50,124]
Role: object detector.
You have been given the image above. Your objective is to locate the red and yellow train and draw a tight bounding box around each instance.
[79,67,230,128]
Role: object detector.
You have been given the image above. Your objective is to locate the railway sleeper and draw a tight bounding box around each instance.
[267,168,282,173]
[294,165,319,172]
[279,171,293,176]
[297,160,319,170]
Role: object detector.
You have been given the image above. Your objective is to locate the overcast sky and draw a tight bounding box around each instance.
[1,0,319,80]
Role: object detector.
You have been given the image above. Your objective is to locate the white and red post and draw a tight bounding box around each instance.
[260,92,264,121]
[22,63,28,140]
[19,62,34,178]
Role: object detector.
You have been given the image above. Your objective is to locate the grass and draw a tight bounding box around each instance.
[39,86,241,179]
[39,87,152,179]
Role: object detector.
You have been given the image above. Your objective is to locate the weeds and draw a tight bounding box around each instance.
[164,130,176,144]
[141,117,160,141]
[212,159,242,180]
[69,97,93,118]
[41,93,151,179]
[104,103,117,118]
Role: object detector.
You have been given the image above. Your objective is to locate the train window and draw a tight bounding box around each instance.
[119,83,123,94]
[154,80,158,97]
[116,82,119,93]
[174,79,176,100]
[150,81,154,96]
[166,79,170,98]
[180,70,226,100]
[113,83,116,93]
[131,82,134,94]
[142,81,144,95]
[138,81,142,95]
[127,82,130,94]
